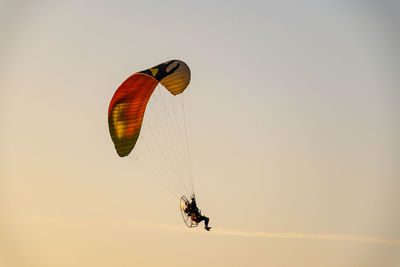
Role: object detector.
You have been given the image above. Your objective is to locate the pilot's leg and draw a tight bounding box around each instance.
[204,216,209,227]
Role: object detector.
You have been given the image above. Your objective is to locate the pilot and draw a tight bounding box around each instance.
[186,197,211,231]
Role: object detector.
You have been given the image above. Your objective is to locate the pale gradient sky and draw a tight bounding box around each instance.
[1,0,400,266]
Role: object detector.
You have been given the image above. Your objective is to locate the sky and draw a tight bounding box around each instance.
[1,0,400,266]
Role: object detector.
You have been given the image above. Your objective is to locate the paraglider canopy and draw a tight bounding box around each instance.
[108,60,191,157]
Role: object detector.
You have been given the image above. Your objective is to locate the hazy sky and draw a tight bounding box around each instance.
[1,0,399,266]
